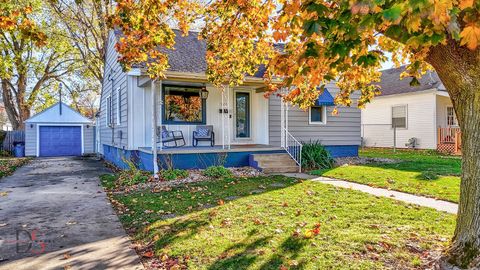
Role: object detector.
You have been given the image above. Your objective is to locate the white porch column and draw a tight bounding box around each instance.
[226,85,231,149]
[221,86,225,149]
[286,97,289,142]
[158,80,163,151]
[151,80,159,178]
[280,87,285,148]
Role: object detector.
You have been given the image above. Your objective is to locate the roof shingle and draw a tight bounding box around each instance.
[378,66,445,96]
[114,29,267,78]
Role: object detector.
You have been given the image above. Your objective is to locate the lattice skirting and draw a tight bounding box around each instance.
[437,143,460,155]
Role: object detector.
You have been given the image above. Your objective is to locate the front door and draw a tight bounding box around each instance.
[235,92,250,139]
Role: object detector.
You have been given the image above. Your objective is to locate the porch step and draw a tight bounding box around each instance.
[250,153,299,173]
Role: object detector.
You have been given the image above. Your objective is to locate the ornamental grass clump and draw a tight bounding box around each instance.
[301,140,334,171]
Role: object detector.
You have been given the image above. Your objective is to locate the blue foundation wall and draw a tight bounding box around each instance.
[325,145,359,158]
[102,144,358,171]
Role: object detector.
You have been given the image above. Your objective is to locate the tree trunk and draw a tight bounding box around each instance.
[1,80,21,130]
[0,79,30,130]
[427,40,480,269]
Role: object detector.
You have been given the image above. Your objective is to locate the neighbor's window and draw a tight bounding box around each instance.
[392,105,407,128]
[309,106,326,124]
[163,85,205,124]
[447,106,458,126]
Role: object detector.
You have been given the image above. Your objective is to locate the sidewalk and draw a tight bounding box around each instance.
[282,173,458,214]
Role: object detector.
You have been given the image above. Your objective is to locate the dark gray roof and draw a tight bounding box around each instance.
[114,29,268,78]
[378,66,445,96]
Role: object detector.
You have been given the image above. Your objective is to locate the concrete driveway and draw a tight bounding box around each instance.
[0,157,143,270]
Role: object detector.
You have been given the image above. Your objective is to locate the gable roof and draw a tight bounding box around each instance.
[25,102,93,124]
[378,66,446,96]
[113,29,275,78]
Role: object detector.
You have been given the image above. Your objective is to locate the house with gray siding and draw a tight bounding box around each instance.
[98,29,361,173]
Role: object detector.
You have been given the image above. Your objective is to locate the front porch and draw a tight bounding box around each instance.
[129,78,303,173]
[437,127,461,155]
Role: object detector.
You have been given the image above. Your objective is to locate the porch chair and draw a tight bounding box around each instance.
[192,125,215,147]
[157,126,186,148]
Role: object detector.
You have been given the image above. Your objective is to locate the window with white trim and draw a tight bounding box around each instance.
[106,95,112,127]
[116,87,121,125]
[392,105,407,128]
[309,106,327,124]
[447,106,458,126]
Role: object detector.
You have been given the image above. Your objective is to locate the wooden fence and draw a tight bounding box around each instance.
[1,130,25,153]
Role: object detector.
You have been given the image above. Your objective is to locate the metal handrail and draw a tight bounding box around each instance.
[283,127,302,172]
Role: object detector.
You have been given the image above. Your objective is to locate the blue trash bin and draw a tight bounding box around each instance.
[14,143,25,157]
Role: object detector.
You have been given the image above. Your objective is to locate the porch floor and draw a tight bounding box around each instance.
[139,144,284,154]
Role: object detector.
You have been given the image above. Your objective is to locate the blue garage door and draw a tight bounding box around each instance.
[39,126,82,157]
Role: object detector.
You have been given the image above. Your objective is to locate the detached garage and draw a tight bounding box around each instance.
[25,102,95,157]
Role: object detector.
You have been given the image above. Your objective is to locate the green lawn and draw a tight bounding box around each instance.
[102,174,455,269]
[311,148,461,202]
[0,157,30,178]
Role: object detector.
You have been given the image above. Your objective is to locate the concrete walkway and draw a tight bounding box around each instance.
[0,157,143,270]
[283,173,458,214]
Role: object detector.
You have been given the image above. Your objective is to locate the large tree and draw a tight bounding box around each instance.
[0,0,76,129]
[48,0,112,84]
[109,0,480,268]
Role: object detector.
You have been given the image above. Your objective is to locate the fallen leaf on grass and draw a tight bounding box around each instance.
[252,218,264,225]
[143,251,154,258]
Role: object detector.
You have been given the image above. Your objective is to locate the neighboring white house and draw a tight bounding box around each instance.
[0,98,12,131]
[362,66,458,152]
[24,102,95,157]
[97,29,362,173]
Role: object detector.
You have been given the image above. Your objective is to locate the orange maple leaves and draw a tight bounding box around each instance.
[461,23,480,50]
[110,0,480,109]
[0,5,47,47]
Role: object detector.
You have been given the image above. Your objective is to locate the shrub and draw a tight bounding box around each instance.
[203,166,233,178]
[160,169,189,181]
[118,159,150,186]
[301,140,334,170]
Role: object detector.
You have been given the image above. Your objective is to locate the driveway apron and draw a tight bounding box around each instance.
[0,157,143,270]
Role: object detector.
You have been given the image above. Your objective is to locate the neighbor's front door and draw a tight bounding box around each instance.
[235,91,250,139]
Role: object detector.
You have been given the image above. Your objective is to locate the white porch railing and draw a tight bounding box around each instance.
[283,127,302,172]
[280,87,302,172]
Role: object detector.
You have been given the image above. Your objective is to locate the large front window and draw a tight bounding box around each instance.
[163,85,205,124]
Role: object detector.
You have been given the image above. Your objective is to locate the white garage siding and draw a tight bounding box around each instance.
[361,90,437,149]
[98,31,129,150]
[25,124,36,156]
[269,84,362,146]
[24,123,95,156]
